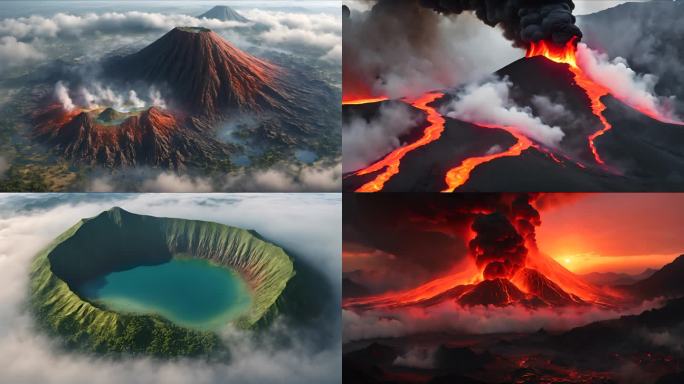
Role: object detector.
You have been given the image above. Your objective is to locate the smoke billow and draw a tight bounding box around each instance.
[54,81,74,111]
[343,193,547,291]
[54,81,167,112]
[419,0,582,48]
[442,77,565,147]
[342,1,520,98]
[470,212,528,280]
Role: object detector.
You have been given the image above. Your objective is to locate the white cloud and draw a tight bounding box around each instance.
[0,12,248,40]
[0,194,341,384]
[442,77,565,147]
[223,162,341,192]
[141,173,214,193]
[0,36,45,71]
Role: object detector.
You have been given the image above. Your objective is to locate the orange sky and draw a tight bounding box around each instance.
[537,193,684,274]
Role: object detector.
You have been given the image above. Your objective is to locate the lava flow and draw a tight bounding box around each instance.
[353,92,446,193]
[342,96,389,105]
[344,197,624,311]
[443,126,533,192]
[526,38,612,165]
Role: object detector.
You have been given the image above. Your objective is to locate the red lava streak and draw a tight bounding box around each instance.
[443,125,534,192]
[354,92,446,193]
[526,38,612,165]
[342,96,389,105]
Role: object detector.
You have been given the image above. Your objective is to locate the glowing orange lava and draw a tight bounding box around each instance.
[442,125,534,192]
[342,96,390,105]
[354,92,446,193]
[343,263,481,309]
[527,38,612,165]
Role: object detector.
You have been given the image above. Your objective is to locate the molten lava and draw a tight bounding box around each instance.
[443,126,533,193]
[526,38,612,165]
[342,96,390,105]
[354,92,446,192]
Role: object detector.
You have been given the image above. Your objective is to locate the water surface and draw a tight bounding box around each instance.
[78,258,252,331]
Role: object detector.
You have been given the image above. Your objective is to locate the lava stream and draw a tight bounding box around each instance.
[343,264,480,309]
[342,96,389,105]
[442,126,533,193]
[353,92,446,193]
[526,38,612,165]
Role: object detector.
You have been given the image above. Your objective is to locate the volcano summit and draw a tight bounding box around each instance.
[107,27,291,119]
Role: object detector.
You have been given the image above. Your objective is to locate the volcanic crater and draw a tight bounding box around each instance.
[30,207,294,356]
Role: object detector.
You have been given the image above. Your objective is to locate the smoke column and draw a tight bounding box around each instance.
[419,0,582,48]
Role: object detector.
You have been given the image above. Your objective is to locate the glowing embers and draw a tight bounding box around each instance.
[443,125,533,193]
[526,38,612,165]
[354,92,446,193]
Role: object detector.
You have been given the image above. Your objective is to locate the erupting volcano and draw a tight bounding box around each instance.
[343,0,684,192]
[343,193,684,384]
[344,194,606,311]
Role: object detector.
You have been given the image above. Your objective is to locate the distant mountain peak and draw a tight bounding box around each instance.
[198,5,249,23]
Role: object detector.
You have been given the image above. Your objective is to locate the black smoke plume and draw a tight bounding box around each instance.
[470,212,528,280]
[418,0,582,47]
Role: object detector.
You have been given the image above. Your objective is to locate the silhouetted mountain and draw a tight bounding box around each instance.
[582,268,657,286]
[623,255,684,300]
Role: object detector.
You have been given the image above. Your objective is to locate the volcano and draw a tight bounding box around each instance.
[198,5,249,22]
[107,27,291,118]
[33,104,229,169]
[343,49,684,192]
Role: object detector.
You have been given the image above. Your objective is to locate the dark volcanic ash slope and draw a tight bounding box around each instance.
[107,27,292,119]
[33,105,230,169]
[343,56,684,192]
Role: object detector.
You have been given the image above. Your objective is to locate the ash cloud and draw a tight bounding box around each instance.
[342,103,422,172]
[343,194,545,292]
[85,162,342,193]
[419,0,583,48]
[0,194,341,384]
[442,77,565,147]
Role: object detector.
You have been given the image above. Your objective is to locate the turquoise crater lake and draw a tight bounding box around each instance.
[76,259,252,331]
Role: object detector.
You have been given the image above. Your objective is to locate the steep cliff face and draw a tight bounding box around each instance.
[109,27,291,118]
[33,106,229,169]
[30,207,294,356]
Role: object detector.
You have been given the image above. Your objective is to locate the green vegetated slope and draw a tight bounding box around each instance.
[30,207,294,357]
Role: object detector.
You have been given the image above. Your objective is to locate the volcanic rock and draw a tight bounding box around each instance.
[512,268,584,306]
[107,27,291,118]
[34,105,229,169]
[458,278,526,307]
